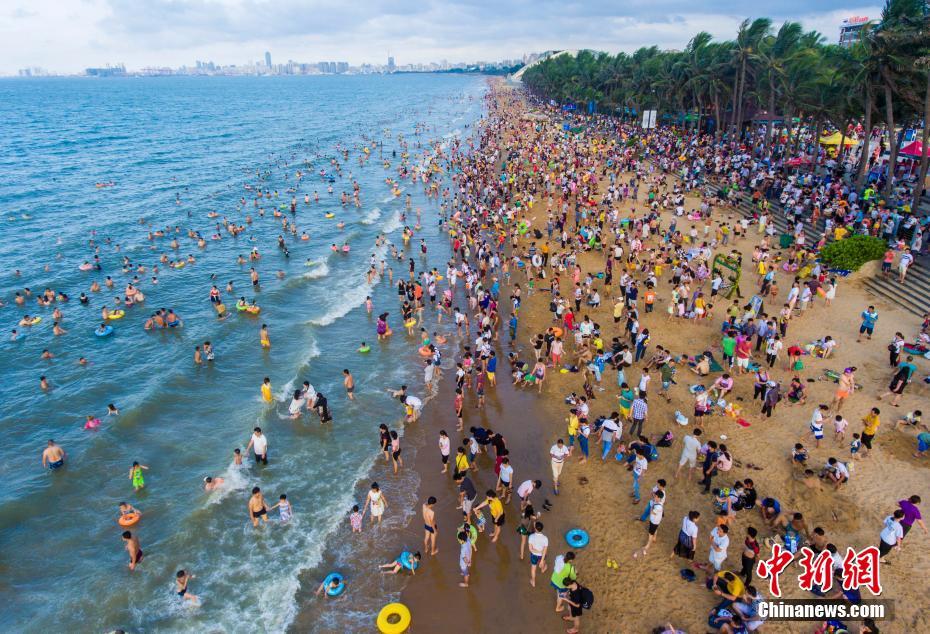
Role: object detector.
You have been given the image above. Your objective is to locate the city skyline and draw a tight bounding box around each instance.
[1,1,881,77]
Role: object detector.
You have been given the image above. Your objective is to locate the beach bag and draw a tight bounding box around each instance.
[675,411,689,426]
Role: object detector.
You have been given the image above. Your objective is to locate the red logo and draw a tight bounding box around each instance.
[756,543,794,597]
[757,545,883,597]
[841,546,883,596]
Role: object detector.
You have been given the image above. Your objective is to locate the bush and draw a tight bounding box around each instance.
[819,234,887,271]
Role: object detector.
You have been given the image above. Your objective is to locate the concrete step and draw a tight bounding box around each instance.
[863,277,930,317]
[866,272,930,305]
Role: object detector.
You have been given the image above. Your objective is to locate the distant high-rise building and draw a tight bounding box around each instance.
[336,62,349,74]
[839,16,869,47]
[265,51,272,67]
[387,56,396,72]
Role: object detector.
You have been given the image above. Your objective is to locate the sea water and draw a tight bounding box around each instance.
[0,74,486,632]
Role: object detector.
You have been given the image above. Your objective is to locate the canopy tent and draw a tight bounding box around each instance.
[819,132,858,146]
[899,140,929,158]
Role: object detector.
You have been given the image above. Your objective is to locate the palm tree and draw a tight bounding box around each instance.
[730,18,772,137]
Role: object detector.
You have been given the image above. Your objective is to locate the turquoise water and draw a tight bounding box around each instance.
[0,75,485,632]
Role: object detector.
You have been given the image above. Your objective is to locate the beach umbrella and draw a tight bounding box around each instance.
[899,140,929,158]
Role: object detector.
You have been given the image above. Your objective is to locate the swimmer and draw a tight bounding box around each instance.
[248,486,270,527]
[260,324,271,348]
[343,369,355,400]
[315,575,342,597]
[41,439,65,469]
[40,376,49,391]
[378,551,421,575]
[41,349,53,360]
[84,415,101,430]
[118,501,140,520]
[175,570,200,604]
[203,476,225,491]
[78,357,88,366]
[233,447,242,466]
[261,377,273,402]
[107,403,119,416]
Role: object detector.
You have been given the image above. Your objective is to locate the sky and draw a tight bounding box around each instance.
[1,0,881,75]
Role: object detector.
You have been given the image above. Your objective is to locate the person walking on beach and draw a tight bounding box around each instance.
[527,521,549,586]
[550,438,570,495]
[423,496,438,556]
[633,489,664,558]
[675,428,702,480]
[364,482,387,525]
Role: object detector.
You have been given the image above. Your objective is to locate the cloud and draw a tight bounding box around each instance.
[0,0,884,74]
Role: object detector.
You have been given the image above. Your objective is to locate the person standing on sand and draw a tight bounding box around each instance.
[675,428,702,480]
[422,496,438,556]
[364,482,387,525]
[830,367,856,412]
[458,530,474,588]
[860,407,881,458]
[438,430,451,473]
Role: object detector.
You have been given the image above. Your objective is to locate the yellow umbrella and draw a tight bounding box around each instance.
[819,132,858,146]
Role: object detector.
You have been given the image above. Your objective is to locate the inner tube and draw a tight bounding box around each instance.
[552,327,563,337]
[377,602,411,634]
[325,213,335,218]
[246,306,261,314]
[404,319,417,328]
[398,551,419,571]
[107,310,125,320]
[29,317,43,325]
[418,346,432,357]
[565,528,590,548]
[95,325,114,337]
[358,345,371,353]
[322,572,346,597]
[118,512,140,527]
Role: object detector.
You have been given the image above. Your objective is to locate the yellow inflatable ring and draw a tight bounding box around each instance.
[377,603,411,634]
[108,310,125,320]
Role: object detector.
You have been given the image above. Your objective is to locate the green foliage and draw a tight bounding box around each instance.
[819,235,887,270]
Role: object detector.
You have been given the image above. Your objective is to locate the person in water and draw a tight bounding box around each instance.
[42,439,65,469]
[122,530,144,570]
[129,461,149,491]
[248,486,270,527]
[175,570,199,604]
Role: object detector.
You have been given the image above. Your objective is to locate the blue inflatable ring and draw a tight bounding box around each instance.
[323,572,346,597]
[398,551,419,571]
[565,528,589,548]
[95,325,114,337]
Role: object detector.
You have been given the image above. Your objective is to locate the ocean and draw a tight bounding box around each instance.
[0,74,486,632]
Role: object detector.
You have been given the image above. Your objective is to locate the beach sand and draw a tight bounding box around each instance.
[394,94,930,633]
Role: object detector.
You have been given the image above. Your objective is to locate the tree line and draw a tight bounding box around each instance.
[521,0,930,207]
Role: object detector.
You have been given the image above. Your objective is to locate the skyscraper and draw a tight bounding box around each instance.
[387,56,396,72]
[265,51,272,67]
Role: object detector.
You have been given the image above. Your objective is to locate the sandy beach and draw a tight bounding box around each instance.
[391,87,929,633]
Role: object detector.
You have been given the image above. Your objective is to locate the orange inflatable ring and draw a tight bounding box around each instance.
[552,327,564,337]
[118,512,140,527]
[418,346,432,357]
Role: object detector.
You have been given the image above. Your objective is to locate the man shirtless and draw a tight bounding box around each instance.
[343,369,355,401]
[41,440,65,469]
[248,486,270,527]
[422,496,439,555]
[122,531,143,570]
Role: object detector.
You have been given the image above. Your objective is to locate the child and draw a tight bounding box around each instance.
[849,433,862,459]
[176,570,199,604]
[84,415,101,430]
[792,443,809,466]
[349,505,363,533]
[118,501,140,520]
[894,410,925,431]
[129,461,149,491]
[273,494,293,523]
[833,415,849,445]
[233,447,242,466]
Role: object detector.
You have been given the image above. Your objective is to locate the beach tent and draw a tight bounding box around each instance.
[819,132,858,146]
[900,140,929,158]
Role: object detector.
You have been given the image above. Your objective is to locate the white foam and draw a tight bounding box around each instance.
[205,460,250,506]
[359,207,381,225]
[381,210,402,234]
[275,339,322,399]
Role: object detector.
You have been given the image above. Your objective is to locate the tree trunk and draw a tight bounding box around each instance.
[838,121,848,173]
[882,78,898,198]
[765,78,776,154]
[911,70,930,212]
[735,56,748,141]
[713,93,722,140]
[814,118,824,168]
[730,72,740,137]
[856,86,873,190]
